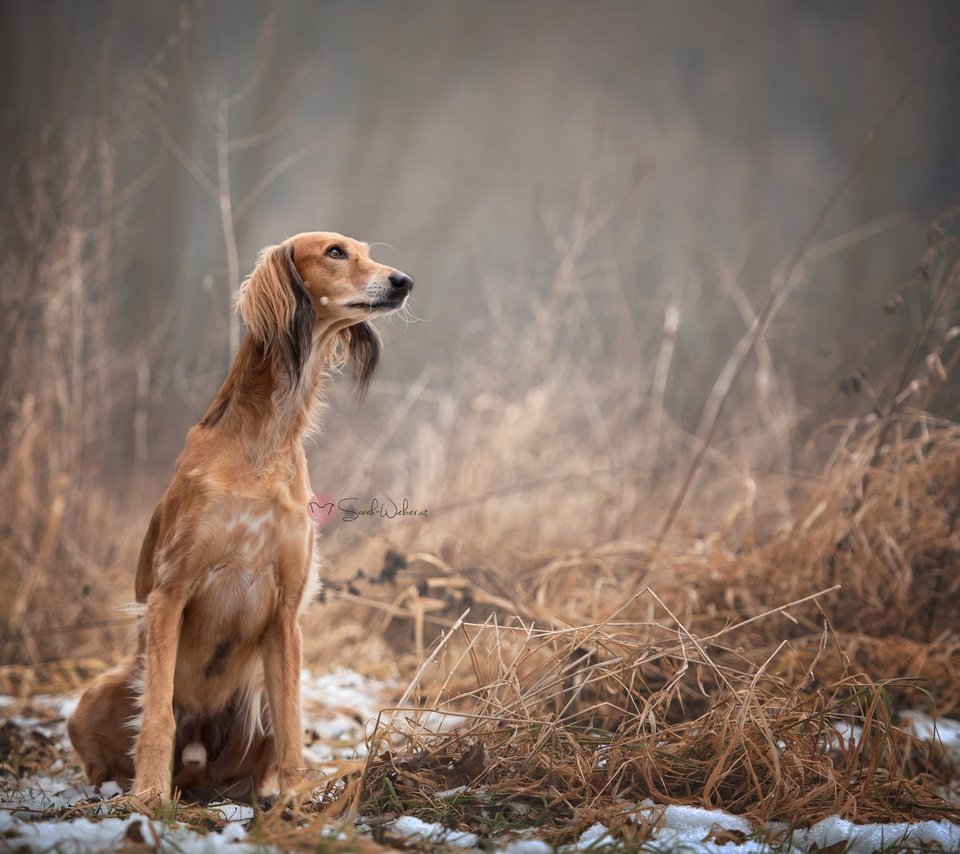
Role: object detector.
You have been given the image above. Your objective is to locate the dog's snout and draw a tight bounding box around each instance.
[389,271,414,293]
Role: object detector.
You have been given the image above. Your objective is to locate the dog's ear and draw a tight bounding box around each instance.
[237,243,315,383]
[340,321,381,402]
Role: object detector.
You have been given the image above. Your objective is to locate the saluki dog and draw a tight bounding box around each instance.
[68,232,413,805]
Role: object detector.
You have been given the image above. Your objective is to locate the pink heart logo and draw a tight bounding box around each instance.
[307,493,336,526]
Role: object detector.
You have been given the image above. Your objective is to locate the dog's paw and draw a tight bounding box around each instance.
[269,769,313,810]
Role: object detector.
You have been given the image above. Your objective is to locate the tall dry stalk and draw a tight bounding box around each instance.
[0,133,119,663]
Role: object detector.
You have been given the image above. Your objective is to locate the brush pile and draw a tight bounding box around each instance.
[355,416,960,844]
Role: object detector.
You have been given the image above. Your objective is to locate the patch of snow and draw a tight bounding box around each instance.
[302,743,337,764]
[56,694,80,720]
[0,811,260,853]
[502,840,553,854]
[622,805,960,853]
[299,667,383,717]
[220,821,251,844]
[899,711,960,760]
[300,667,387,756]
[792,814,960,854]
[99,781,123,799]
[571,821,617,849]
[623,804,771,853]
[405,709,469,733]
[30,692,81,720]
[1,773,101,815]
[210,803,255,823]
[822,719,862,752]
[436,784,470,798]
[660,804,753,835]
[392,814,479,847]
[319,824,351,841]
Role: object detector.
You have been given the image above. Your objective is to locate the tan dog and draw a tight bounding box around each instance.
[68,233,413,805]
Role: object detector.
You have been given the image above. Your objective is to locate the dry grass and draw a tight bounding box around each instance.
[343,429,958,842]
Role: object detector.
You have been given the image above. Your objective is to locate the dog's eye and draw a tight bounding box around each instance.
[326,246,347,259]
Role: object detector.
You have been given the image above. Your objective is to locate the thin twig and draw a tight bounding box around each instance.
[216,95,241,358]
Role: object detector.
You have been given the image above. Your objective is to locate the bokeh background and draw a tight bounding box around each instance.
[1,0,958,667]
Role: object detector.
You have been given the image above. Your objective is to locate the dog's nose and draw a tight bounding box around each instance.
[389,271,414,293]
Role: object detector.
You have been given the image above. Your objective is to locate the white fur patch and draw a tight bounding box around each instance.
[181,742,207,769]
[300,539,323,614]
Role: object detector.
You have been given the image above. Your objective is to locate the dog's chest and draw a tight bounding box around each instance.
[174,501,311,707]
[221,505,281,566]
[184,501,309,639]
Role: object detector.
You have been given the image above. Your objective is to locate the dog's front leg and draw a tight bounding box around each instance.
[262,601,306,798]
[132,588,185,806]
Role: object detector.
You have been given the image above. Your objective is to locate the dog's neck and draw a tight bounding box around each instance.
[199,319,351,465]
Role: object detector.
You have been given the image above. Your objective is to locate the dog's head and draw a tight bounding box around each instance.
[238,232,413,396]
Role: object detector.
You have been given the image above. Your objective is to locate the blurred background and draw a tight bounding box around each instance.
[1,0,958,668]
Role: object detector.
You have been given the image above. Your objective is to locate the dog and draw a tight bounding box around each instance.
[67,232,413,806]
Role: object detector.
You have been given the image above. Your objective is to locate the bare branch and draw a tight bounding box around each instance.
[225,121,287,154]
[147,105,219,201]
[216,97,241,358]
[234,140,326,221]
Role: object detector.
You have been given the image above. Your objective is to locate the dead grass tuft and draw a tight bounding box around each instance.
[351,417,960,841]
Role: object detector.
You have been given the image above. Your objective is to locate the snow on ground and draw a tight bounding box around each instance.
[391,815,480,848]
[0,745,259,852]
[0,810,254,853]
[382,806,960,853]
[3,774,121,815]
[623,803,960,854]
[1,667,386,852]
[623,804,768,853]
[793,814,960,853]
[900,710,960,762]
[2,685,959,852]
[300,666,386,762]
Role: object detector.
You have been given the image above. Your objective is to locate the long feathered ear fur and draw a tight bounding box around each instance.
[342,321,381,402]
[237,243,315,384]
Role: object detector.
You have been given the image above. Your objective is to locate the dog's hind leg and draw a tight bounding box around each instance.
[67,654,139,789]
